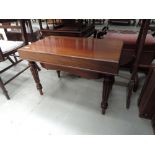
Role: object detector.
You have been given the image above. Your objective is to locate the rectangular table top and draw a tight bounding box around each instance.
[18,36,123,75]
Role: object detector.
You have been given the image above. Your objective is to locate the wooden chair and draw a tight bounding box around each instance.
[0,19,29,99]
[138,64,155,118]
[38,19,63,31]
[94,20,151,108]
[137,64,155,134]
[126,19,151,108]
[4,20,42,42]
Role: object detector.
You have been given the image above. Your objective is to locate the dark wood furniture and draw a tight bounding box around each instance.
[3,20,41,42]
[38,19,95,38]
[18,36,123,114]
[0,33,4,40]
[108,19,136,26]
[152,115,155,134]
[138,65,155,134]
[127,19,150,108]
[0,19,29,99]
[94,19,105,25]
[138,65,155,119]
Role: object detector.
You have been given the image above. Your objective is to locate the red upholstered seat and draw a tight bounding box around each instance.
[105,32,155,66]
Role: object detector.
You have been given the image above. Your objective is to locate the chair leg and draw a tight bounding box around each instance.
[0,77,10,100]
[14,55,18,63]
[56,70,61,78]
[7,56,15,64]
[133,73,139,92]
[152,116,155,134]
[126,80,134,109]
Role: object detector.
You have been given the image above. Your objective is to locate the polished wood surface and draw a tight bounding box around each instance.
[18,36,123,114]
[19,36,122,61]
[19,36,123,75]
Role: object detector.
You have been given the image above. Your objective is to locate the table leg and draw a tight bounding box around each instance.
[101,75,114,114]
[29,61,43,95]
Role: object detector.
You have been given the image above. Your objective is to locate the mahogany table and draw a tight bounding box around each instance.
[18,36,123,114]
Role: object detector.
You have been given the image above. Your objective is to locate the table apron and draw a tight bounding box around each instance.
[20,52,119,75]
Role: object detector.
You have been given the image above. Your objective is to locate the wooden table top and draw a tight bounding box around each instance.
[19,36,123,75]
[19,36,123,61]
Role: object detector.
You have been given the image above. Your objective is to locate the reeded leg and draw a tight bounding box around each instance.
[110,76,115,91]
[0,77,10,100]
[34,63,41,71]
[101,76,114,114]
[29,61,43,95]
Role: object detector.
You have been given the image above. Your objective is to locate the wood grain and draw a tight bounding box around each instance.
[18,36,123,75]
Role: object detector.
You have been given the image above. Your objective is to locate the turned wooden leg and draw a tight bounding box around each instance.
[29,61,43,95]
[101,76,114,114]
[0,77,10,100]
[56,70,61,78]
[34,63,41,71]
[110,76,115,91]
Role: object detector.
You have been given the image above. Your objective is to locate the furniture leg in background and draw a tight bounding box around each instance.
[138,65,155,134]
[152,115,155,134]
[0,77,10,99]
